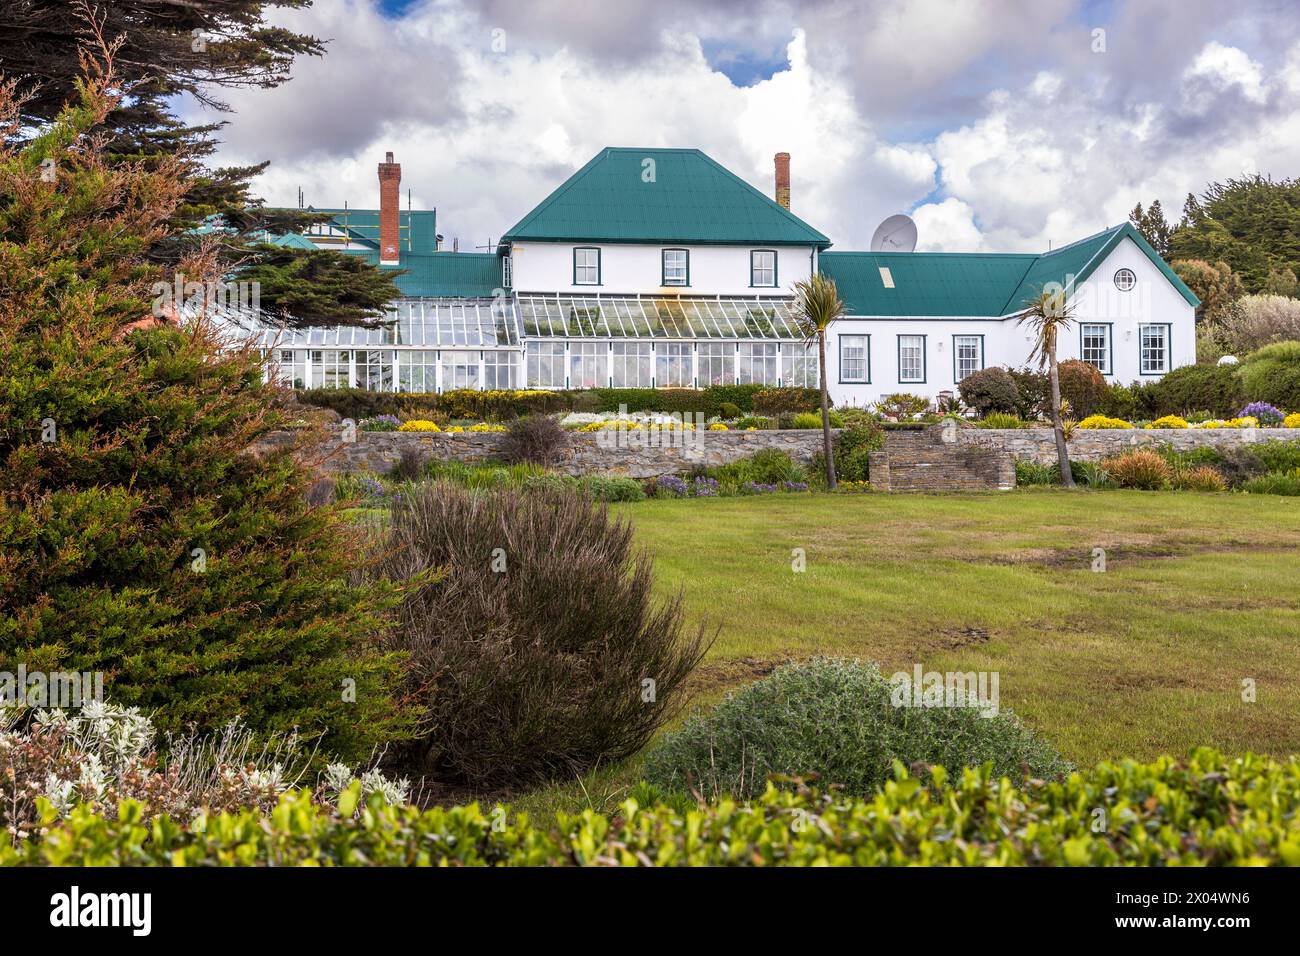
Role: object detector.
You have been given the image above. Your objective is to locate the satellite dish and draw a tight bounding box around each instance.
[1218,355,1239,366]
[870,214,918,252]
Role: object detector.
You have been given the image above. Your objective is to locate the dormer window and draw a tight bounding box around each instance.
[662,249,689,286]
[573,247,601,285]
[751,250,777,287]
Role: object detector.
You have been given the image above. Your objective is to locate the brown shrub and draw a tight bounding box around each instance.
[1102,449,1172,490]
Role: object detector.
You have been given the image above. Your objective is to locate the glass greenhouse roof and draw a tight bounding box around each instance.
[219,297,518,349]
[517,294,803,339]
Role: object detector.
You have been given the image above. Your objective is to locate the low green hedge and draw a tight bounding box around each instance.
[6,749,1299,866]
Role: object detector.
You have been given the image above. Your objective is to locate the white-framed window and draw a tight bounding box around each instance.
[573,247,601,285]
[611,341,654,387]
[782,343,820,388]
[656,342,692,387]
[1114,268,1136,292]
[569,341,606,388]
[1139,324,1169,374]
[483,351,517,389]
[275,349,309,389]
[355,350,393,391]
[662,249,688,286]
[397,350,438,392]
[697,342,735,386]
[838,335,869,383]
[954,335,983,382]
[440,352,481,391]
[501,255,513,289]
[1081,324,1111,375]
[310,349,351,389]
[898,335,926,383]
[750,250,776,287]
[737,342,779,385]
[527,341,566,388]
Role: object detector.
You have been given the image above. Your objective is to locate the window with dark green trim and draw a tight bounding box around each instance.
[1139,323,1170,375]
[573,247,600,285]
[1080,323,1111,375]
[662,248,689,286]
[839,334,870,383]
[750,250,776,288]
[898,334,926,383]
[953,334,983,382]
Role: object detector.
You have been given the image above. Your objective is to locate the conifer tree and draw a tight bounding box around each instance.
[0,37,413,759]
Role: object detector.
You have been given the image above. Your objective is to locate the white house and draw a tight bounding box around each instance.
[244,147,1198,406]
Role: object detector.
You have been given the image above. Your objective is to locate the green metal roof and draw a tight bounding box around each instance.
[819,223,1200,317]
[344,250,501,298]
[304,207,439,253]
[502,147,830,247]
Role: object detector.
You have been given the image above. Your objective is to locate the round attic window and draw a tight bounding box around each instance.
[1114,268,1136,292]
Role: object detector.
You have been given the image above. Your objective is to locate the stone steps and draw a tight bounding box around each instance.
[872,425,1015,492]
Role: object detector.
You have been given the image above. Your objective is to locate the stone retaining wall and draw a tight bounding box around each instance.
[250,427,834,479]
[958,427,1299,464]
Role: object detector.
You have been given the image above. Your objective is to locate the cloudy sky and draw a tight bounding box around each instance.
[193,0,1300,253]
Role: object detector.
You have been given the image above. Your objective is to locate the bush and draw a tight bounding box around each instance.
[1077,415,1133,429]
[1240,469,1300,495]
[958,367,1021,416]
[1140,363,1246,418]
[1015,460,1058,486]
[1102,449,1172,489]
[789,410,844,429]
[708,449,805,489]
[752,387,821,417]
[1220,294,1300,353]
[1172,465,1228,492]
[1007,367,1050,420]
[832,421,885,482]
[1247,440,1300,473]
[734,415,774,430]
[370,483,711,787]
[579,476,646,502]
[975,412,1029,429]
[0,82,409,761]
[1285,413,1300,428]
[11,748,1300,866]
[1238,341,1300,412]
[874,392,931,420]
[643,658,1069,801]
[1056,359,1108,418]
[718,402,742,420]
[1239,402,1285,426]
[1146,415,1190,429]
[498,414,571,467]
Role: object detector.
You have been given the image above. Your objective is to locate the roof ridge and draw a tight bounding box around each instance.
[690,149,831,244]
[502,148,612,239]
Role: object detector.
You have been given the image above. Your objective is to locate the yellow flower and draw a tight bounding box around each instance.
[1078,415,1133,429]
[398,419,441,432]
[1145,415,1189,429]
[708,423,729,431]
[1284,413,1300,428]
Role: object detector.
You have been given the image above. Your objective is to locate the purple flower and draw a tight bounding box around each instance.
[649,475,690,498]
[1240,402,1284,426]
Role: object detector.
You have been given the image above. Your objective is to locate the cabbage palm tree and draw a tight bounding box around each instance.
[792,274,846,489]
[1017,288,1076,487]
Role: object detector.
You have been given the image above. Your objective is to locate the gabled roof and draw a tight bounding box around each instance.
[343,250,501,298]
[819,223,1200,317]
[502,147,831,247]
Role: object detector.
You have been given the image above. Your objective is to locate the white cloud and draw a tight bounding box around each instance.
[1183,41,1268,110]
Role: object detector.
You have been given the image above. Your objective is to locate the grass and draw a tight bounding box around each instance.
[506,488,1300,817]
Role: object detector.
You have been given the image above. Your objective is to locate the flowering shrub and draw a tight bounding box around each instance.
[690,477,719,497]
[1077,415,1133,429]
[835,480,872,492]
[738,481,809,495]
[708,423,729,431]
[360,414,401,432]
[1193,416,1260,428]
[1239,402,1285,426]
[398,419,442,432]
[469,423,507,432]
[1286,413,1300,428]
[0,702,407,844]
[1145,415,1190,429]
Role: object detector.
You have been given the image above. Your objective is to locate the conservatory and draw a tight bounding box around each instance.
[241,293,819,393]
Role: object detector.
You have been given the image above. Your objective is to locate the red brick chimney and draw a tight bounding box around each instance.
[774,152,791,210]
[378,151,401,265]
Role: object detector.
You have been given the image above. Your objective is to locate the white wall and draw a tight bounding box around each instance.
[826,237,1197,407]
[509,240,817,296]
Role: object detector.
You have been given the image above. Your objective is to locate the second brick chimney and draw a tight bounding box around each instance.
[774,152,791,210]
[378,151,401,265]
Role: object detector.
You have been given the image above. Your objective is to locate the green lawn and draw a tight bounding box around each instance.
[612,489,1300,769]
